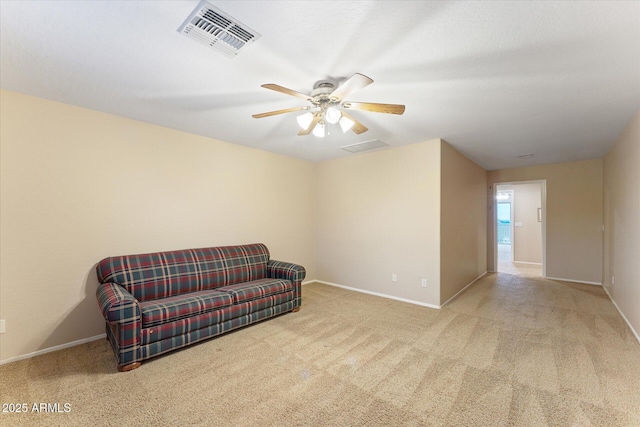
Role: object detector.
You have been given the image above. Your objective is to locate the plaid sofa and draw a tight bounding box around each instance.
[95,243,305,371]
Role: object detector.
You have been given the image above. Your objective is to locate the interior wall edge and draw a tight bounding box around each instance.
[602,284,640,345]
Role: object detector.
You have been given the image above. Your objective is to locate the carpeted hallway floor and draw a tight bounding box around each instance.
[1,272,639,426]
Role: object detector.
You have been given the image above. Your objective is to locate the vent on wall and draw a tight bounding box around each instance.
[340,140,389,153]
[177,1,261,58]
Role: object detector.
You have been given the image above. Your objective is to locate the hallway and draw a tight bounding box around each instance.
[498,243,542,278]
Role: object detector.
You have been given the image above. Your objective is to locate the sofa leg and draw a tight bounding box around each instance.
[118,362,141,372]
[291,307,301,313]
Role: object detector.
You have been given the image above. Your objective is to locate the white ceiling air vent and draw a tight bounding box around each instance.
[177,1,261,58]
[340,140,389,153]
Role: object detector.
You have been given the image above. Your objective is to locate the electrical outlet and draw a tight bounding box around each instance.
[392,274,397,282]
[0,320,5,334]
[612,276,615,285]
[421,278,427,288]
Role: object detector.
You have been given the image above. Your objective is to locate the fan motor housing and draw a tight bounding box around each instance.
[311,80,336,98]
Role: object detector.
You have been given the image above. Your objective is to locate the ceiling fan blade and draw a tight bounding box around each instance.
[298,113,321,136]
[261,84,311,101]
[330,73,374,101]
[252,106,310,118]
[342,102,405,115]
[339,111,368,134]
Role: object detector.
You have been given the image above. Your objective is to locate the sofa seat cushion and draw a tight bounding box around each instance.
[216,278,292,304]
[139,290,233,327]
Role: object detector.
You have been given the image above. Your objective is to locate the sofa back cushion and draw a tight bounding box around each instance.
[96,243,270,301]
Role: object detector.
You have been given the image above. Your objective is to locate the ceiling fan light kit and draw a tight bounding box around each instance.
[253,73,405,138]
[339,115,355,133]
[296,112,314,131]
[312,122,326,138]
[325,107,341,124]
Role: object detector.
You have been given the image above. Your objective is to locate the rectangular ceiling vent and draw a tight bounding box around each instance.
[340,140,389,153]
[177,1,261,58]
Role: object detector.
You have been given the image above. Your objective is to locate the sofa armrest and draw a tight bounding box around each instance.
[96,282,141,324]
[267,260,306,284]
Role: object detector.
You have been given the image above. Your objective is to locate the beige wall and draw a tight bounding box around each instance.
[604,110,640,337]
[0,89,317,362]
[316,140,442,306]
[499,183,543,264]
[3,88,622,362]
[488,159,603,284]
[440,141,487,304]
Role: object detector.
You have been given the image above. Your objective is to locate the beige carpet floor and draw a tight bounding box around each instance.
[498,258,543,278]
[1,273,639,426]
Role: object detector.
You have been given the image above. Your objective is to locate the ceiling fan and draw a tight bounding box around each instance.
[252,73,405,137]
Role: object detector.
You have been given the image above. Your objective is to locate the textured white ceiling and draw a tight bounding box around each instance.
[1,1,638,170]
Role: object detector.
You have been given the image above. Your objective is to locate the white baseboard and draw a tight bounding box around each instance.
[513,261,543,265]
[601,285,640,345]
[313,280,440,309]
[440,271,488,308]
[545,276,602,286]
[0,334,106,366]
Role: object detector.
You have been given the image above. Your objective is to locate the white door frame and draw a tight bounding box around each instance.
[492,180,547,277]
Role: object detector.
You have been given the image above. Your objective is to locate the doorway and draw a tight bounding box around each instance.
[493,181,546,277]
[496,190,514,262]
